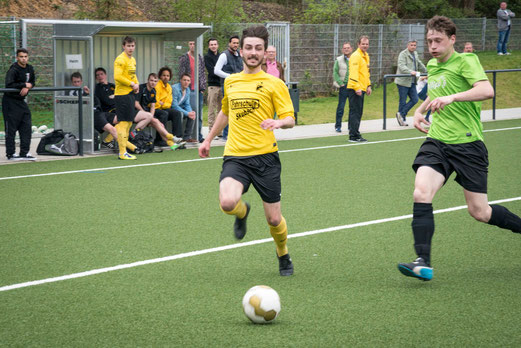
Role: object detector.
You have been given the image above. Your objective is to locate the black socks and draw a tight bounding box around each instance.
[488,204,521,233]
[412,202,435,265]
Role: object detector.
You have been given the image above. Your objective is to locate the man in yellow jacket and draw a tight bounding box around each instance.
[346,35,372,142]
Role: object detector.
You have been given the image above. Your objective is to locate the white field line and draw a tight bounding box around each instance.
[1,126,520,182]
[1,196,520,293]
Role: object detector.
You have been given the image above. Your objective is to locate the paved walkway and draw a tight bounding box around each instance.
[1,107,520,165]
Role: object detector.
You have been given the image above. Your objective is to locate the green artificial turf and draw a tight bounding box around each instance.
[1,119,520,346]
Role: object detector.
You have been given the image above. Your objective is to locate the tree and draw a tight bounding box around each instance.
[299,0,397,24]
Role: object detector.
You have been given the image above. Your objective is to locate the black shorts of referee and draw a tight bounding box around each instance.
[114,93,137,122]
[220,152,282,203]
[412,137,489,194]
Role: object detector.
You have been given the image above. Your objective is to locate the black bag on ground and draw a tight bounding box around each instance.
[37,129,79,156]
[129,129,154,153]
[37,129,65,155]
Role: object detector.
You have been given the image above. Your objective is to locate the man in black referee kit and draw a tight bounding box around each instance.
[2,48,36,161]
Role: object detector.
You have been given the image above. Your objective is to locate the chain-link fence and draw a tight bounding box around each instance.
[1,18,519,118]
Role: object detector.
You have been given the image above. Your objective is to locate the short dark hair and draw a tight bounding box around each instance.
[426,16,456,38]
[358,35,369,44]
[95,67,106,75]
[208,38,218,44]
[158,66,172,80]
[180,73,191,80]
[240,26,269,50]
[229,35,240,43]
[122,36,136,46]
[16,48,28,56]
[71,71,83,81]
[148,72,158,79]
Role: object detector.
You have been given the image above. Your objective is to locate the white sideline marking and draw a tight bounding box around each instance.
[1,126,520,182]
[1,196,520,293]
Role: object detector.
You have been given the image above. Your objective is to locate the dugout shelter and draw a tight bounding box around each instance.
[20,19,210,154]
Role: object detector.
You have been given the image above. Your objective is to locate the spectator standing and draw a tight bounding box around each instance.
[69,72,90,96]
[398,16,521,281]
[172,74,197,142]
[204,38,222,137]
[463,42,474,53]
[346,36,371,142]
[332,42,353,133]
[394,40,427,127]
[261,45,285,81]
[497,2,515,55]
[179,41,207,143]
[214,35,243,140]
[2,48,36,161]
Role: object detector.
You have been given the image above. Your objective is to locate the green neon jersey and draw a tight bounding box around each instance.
[427,52,488,144]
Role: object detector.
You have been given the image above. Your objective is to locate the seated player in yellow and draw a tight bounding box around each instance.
[199,25,295,276]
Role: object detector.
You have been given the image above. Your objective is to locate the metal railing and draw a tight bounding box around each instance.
[0,86,84,155]
[382,69,521,130]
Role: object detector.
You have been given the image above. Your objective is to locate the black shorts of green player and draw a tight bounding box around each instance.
[114,93,137,122]
[219,152,282,203]
[412,137,488,194]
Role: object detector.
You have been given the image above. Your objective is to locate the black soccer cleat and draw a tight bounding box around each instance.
[233,202,250,240]
[278,253,294,276]
[398,257,433,281]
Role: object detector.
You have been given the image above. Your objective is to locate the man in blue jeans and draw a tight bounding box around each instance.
[333,42,352,133]
[394,40,427,127]
[497,2,515,56]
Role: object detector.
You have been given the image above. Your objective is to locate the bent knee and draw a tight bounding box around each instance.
[468,205,491,223]
[413,187,434,203]
[267,216,281,227]
[219,198,238,212]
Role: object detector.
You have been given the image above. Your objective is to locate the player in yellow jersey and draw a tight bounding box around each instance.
[199,26,295,276]
[114,36,139,160]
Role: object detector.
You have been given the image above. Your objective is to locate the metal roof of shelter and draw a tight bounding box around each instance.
[19,19,210,40]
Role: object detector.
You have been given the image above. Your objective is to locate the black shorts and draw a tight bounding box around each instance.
[114,93,137,122]
[412,137,489,193]
[220,152,282,203]
[94,111,116,133]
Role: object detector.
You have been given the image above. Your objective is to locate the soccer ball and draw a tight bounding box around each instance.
[242,285,281,324]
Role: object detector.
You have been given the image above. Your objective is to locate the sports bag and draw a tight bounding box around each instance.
[37,129,65,155]
[128,129,154,153]
[44,132,79,156]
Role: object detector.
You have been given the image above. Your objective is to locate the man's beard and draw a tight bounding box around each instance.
[242,55,262,69]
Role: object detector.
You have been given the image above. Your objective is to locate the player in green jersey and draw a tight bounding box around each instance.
[398,16,521,281]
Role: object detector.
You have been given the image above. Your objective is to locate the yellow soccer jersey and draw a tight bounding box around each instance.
[222,70,294,157]
[114,52,138,96]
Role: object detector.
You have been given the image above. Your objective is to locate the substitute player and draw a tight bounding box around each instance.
[199,25,295,276]
[114,36,139,160]
[398,16,521,281]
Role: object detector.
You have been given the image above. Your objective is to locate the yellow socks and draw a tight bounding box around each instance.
[166,133,174,140]
[115,121,132,156]
[104,134,114,143]
[221,200,248,219]
[270,216,288,257]
[166,139,174,147]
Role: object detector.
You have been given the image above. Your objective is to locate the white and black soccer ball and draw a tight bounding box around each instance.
[242,285,281,324]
